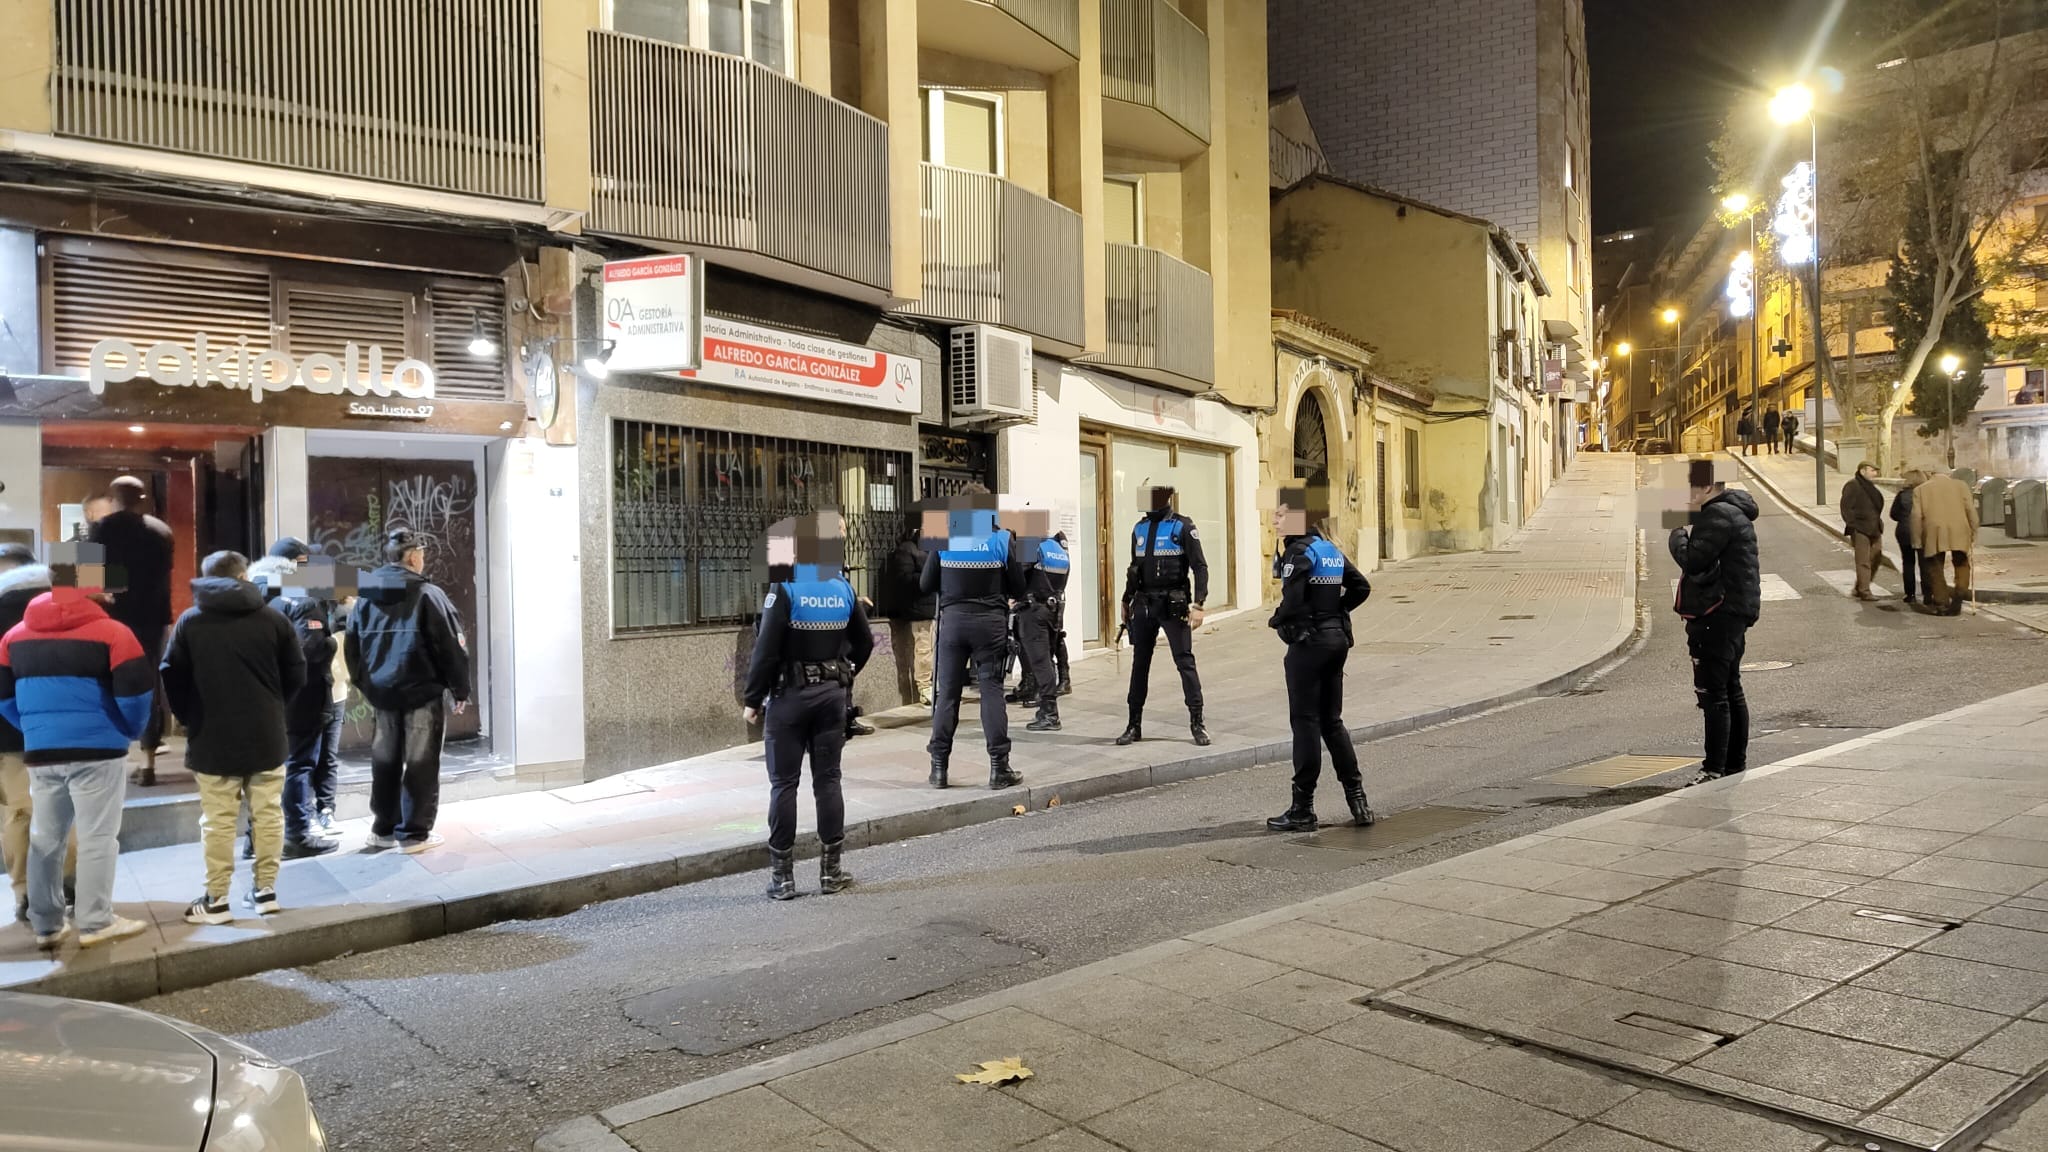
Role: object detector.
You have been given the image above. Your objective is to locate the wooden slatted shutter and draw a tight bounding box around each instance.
[46,238,273,376]
[424,276,511,401]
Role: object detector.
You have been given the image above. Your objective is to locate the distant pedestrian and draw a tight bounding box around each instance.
[1892,472,1925,606]
[1736,411,1758,457]
[0,557,154,949]
[1670,460,1761,784]
[1762,409,1782,455]
[883,526,935,707]
[345,530,470,853]
[160,551,306,923]
[274,564,348,857]
[1839,462,1886,601]
[0,543,54,923]
[87,477,174,786]
[1781,412,1800,455]
[743,512,874,900]
[1910,470,1978,617]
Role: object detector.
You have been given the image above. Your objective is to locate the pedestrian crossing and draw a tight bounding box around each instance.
[1667,573,1803,601]
[1816,569,1893,599]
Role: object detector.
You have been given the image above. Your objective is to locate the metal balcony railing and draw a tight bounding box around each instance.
[588,32,892,293]
[907,164,1084,349]
[51,0,543,201]
[1102,243,1214,386]
[1101,0,1211,143]
[999,0,1082,59]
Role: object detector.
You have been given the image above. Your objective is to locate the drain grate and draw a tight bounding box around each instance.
[1298,806,1493,853]
[1543,754,1698,788]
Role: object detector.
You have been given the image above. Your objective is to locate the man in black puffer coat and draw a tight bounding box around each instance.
[1669,461,1761,783]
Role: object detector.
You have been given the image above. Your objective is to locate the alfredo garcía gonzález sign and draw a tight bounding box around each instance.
[86,333,440,418]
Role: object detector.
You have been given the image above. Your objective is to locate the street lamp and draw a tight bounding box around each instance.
[1770,81,1826,504]
[1940,351,1964,468]
[1662,309,1684,440]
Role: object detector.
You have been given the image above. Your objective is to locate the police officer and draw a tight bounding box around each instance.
[921,489,1027,790]
[1265,485,1374,831]
[743,512,874,901]
[1051,532,1074,696]
[1116,485,1210,747]
[1015,523,1070,732]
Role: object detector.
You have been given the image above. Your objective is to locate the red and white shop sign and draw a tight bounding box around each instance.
[602,254,701,373]
[673,317,922,414]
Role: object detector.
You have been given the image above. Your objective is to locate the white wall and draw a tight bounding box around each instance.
[263,426,309,545]
[0,420,40,549]
[498,437,586,768]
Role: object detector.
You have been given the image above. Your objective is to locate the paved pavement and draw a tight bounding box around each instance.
[544,685,2048,1152]
[0,456,1640,1001]
[1731,449,2048,604]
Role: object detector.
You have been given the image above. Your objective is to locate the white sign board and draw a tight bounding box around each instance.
[603,254,701,373]
[672,316,922,414]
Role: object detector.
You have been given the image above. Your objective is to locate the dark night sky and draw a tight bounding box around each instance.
[1586,0,1845,236]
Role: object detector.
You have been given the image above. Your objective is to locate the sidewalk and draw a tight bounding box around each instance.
[543,684,2048,1152]
[0,456,1641,1002]
[1731,449,2048,605]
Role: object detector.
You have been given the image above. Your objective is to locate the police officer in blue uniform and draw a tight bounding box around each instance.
[1117,485,1210,747]
[921,490,1028,790]
[743,512,875,900]
[1265,485,1374,831]
[1016,527,1070,732]
[1051,532,1074,695]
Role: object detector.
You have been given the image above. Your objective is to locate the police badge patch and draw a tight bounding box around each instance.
[763,591,778,610]
[1281,563,1295,577]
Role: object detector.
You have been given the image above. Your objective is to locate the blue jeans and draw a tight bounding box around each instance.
[283,700,345,841]
[27,756,127,935]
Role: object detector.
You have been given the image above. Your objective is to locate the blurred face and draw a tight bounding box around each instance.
[1859,465,1878,480]
[1273,503,1307,536]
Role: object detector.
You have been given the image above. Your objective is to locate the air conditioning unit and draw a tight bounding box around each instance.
[948,325,1035,423]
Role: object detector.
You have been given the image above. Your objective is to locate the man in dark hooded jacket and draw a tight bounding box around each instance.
[344,529,470,854]
[1669,461,1762,783]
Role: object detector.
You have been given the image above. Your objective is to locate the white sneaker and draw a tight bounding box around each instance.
[78,916,147,948]
[398,833,444,855]
[33,922,70,949]
[364,833,399,851]
[184,895,232,925]
[244,887,281,916]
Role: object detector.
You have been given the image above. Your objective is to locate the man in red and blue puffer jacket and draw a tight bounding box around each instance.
[0,561,155,950]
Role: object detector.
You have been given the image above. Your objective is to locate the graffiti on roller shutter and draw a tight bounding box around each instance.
[308,458,483,751]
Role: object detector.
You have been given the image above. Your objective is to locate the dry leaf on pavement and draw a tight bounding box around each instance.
[956,1057,1034,1086]
[1011,805,1027,815]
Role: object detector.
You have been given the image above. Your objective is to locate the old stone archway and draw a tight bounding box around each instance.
[1293,389,1330,487]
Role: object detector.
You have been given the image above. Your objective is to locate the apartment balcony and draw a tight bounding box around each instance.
[1098,243,1214,390]
[588,32,893,299]
[1101,0,1210,159]
[920,0,1081,73]
[48,0,543,202]
[904,164,1085,351]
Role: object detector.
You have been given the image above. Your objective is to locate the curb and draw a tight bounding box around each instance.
[1727,451,2048,605]
[16,558,1645,1006]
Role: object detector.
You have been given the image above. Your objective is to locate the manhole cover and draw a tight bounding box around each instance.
[1740,660,1794,671]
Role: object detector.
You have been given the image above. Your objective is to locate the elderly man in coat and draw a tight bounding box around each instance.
[1910,470,1979,617]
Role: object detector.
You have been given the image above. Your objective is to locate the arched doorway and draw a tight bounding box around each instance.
[1293,390,1330,486]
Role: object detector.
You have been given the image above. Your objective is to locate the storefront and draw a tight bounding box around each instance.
[0,225,584,782]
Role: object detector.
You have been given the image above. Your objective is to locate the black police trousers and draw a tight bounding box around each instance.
[1284,627,1360,797]
[1127,599,1202,716]
[929,608,1011,761]
[1686,614,1750,777]
[765,680,849,852]
[1018,602,1059,706]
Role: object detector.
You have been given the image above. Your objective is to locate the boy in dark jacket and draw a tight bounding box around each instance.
[161,551,306,923]
[0,552,154,949]
[1669,460,1762,784]
[345,530,470,854]
[884,528,936,706]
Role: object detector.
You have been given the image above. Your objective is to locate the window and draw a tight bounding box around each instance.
[1104,176,1143,247]
[608,0,793,75]
[2020,369,2047,406]
[1564,141,1575,190]
[923,90,1004,175]
[1567,237,1581,291]
[1402,428,1422,511]
[609,422,911,632]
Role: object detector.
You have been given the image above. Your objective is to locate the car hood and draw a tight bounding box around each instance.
[0,991,213,1151]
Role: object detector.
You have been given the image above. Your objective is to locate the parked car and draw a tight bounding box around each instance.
[0,991,326,1150]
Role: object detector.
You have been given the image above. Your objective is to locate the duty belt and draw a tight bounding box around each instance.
[786,660,853,689]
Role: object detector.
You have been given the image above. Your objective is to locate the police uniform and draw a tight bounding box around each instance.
[1118,510,1210,745]
[1050,533,1074,694]
[1266,532,1373,830]
[1016,535,1070,731]
[920,518,1028,789]
[744,567,874,899]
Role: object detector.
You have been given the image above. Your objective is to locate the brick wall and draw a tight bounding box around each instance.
[1270,0,1542,243]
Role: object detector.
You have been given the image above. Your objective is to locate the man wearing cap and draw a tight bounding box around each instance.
[87,477,174,785]
[265,548,347,858]
[344,529,470,854]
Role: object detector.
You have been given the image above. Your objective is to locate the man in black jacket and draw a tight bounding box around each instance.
[160,551,306,923]
[883,527,936,706]
[89,477,174,785]
[345,529,471,854]
[274,560,349,858]
[1669,461,1762,784]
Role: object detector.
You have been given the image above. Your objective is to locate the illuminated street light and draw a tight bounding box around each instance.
[1940,352,1962,376]
[1615,342,1632,357]
[1722,192,1752,213]
[1662,308,1680,325]
[1939,352,1965,467]
[1769,83,1815,125]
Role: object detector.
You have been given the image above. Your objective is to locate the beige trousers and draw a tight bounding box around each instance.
[197,769,285,898]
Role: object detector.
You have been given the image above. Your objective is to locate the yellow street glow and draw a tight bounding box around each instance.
[1770,84,1815,125]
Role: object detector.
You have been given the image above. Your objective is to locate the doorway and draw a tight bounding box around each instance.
[1375,428,1391,566]
[1078,440,1108,645]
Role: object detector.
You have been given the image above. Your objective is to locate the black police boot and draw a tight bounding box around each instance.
[989,754,1024,790]
[1342,782,1376,827]
[1006,678,1038,705]
[766,848,798,901]
[929,756,949,789]
[1026,702,1061,732]
[1114,715,1143,746]
[1057,675,1072,697]
[820,839,853,894]
[1266,790,1319,832]
[1190,710,1212,747]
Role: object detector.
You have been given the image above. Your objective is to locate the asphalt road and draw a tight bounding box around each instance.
[137,467,2048,1152]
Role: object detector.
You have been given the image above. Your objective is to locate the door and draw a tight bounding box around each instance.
[1375,430,1391,566]
[1078,442,1107,645]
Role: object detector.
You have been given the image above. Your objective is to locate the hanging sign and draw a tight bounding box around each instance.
[602,254,702,373]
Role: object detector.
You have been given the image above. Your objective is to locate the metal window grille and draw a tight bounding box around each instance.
[611,421,911,632]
